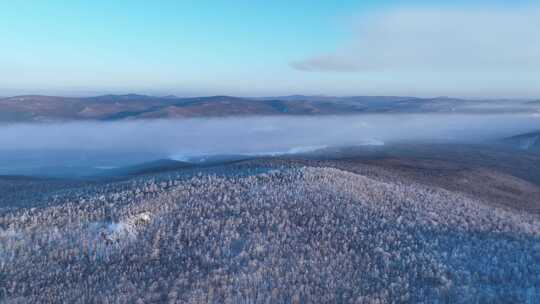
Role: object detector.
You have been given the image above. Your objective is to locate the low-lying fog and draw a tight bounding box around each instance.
[1,114,539,177]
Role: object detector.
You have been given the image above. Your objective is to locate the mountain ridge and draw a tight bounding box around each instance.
[0,94,538,122]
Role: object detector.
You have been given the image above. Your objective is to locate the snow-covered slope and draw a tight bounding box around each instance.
[1,164,539,303]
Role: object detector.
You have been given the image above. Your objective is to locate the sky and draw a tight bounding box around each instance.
[1,0,539,98]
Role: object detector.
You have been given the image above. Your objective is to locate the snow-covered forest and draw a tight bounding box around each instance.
[1,161,539,303]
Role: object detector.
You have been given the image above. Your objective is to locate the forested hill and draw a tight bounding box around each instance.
[0,94,538,122]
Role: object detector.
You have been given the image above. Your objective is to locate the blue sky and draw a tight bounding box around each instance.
[1,0,539,97]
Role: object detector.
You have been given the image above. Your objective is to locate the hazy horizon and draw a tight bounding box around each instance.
[1,91,539,101]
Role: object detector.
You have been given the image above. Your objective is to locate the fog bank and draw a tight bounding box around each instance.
[1,114,539,157]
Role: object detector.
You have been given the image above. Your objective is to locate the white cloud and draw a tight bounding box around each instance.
[291,7,540,73]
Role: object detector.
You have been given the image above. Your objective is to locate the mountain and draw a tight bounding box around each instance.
[0,94,176,122]
[0,94,538,122]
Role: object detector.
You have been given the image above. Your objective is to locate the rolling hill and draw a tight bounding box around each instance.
[0,94,538,122]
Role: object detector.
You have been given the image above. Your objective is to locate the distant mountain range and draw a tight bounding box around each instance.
[0,94,538,122]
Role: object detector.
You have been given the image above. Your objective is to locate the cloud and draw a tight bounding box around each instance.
[291,7,540,73]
